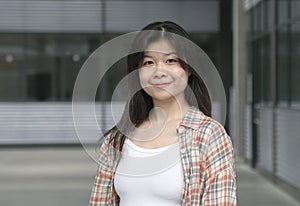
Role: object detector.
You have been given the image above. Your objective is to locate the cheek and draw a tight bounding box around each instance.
[174,69,189,84]
[173,71,190,92]
[184,72,190,83]
[182,69,190,83]
[138,73,152,96]
[138,69,149,88]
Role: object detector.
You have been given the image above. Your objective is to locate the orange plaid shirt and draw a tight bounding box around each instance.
[90,106,237,205]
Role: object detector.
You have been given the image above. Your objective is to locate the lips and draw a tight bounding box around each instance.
[152,82,171,88]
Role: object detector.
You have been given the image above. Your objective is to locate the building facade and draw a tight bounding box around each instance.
[233,0,300,199]
[0,0,232,143]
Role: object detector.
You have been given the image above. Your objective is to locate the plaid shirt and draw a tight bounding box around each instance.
[90,106,237,205]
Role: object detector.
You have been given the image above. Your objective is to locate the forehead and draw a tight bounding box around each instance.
[144,38,176,55]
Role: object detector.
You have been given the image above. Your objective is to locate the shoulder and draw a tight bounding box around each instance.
[183,107,231,147]
[184,106,226,135]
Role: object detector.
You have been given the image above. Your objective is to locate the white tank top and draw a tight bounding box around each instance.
[114,138,184,206]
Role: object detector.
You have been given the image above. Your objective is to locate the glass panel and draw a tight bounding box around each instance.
[252,37,271,103]
[0,34,102,101]
[277,26,290,103]
[25,34,53,101]
[265,0,273,32]
[291,0,300,19]
[0,34,24,101]
[253,3,261,36]
[24,34,92,101]
[260,36,271,102]
[252,41,260,103]
[252,39,268,103]
[259,2,264,34]
[277,0,289,25]
[291,21,300,105]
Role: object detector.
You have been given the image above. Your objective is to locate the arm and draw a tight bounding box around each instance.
[202,123,237,206]
[89,136,120,206]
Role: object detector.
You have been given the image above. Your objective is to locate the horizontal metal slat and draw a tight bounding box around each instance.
[0,0,102,33]
[0,102,125,144]
[257,106,273,172]
[276,108,300,189]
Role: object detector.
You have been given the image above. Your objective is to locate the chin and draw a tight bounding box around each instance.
[151,93,178,102]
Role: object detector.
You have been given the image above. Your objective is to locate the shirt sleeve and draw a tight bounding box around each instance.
[89,136,120,206]
[202,123,237,206]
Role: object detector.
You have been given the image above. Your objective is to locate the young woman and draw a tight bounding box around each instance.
[90,21,237,206]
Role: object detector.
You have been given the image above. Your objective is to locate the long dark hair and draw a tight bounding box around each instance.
[103,21,211,151]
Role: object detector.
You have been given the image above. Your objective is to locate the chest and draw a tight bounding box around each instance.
[114,138,184,205]
[129,122,179,149]
[114,160,184,205]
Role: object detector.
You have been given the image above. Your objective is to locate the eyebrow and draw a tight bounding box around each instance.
[143,52,178,58]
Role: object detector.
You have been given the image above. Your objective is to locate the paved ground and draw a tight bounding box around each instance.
[236,163,299,206]
[0,146,299,206]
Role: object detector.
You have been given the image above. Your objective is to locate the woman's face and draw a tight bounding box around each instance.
[138,38,190,103]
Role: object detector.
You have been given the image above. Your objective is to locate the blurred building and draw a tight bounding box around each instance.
[0,0,299,200]
[233,0,300,200]
[0,0,230,102]
[0,0,231,142]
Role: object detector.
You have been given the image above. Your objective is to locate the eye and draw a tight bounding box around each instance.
[166,58,178,64]
[143,60,154,66]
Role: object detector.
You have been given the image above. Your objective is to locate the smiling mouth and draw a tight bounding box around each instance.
[152,83,171,88]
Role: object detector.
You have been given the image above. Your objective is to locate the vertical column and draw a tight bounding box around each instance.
[219,0,233,130]
[270,0,277,180]
[233,0,248,159]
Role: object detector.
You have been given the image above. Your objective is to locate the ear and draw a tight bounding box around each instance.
[186,69,191,76]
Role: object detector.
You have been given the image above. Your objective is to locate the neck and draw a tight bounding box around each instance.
[151,97,190,122]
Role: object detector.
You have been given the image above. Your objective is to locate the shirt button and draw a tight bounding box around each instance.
[185,178,190,184]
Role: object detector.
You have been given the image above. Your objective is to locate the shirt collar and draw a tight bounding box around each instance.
[179,106,205,130]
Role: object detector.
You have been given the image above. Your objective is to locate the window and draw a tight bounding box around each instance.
[0,34,101,101]
[291,21,300,105]
[277,0,289,25]
[277,26,289,103]
[260,36,271,102]
[291,0,300,19]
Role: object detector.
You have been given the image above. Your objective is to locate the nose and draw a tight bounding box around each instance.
[153,62,167,79]
[153,67,167,79]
